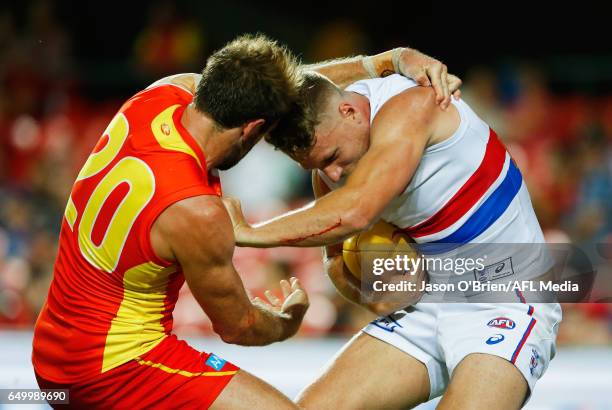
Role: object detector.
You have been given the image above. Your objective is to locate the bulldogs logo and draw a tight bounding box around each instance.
[487,317,516,330]
[529,349,541,376]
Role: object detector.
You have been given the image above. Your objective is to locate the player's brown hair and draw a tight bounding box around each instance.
[265,71,340,158]
[194,33,301,130]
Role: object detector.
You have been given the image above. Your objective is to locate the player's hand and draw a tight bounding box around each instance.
[222,197,250,238]
[253,277,309,337]
[397,48,462,110]
[254,277,309,317]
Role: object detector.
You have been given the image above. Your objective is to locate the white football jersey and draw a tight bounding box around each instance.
[320,75,551,284]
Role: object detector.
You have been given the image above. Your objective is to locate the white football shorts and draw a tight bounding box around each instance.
[362,302,562,403]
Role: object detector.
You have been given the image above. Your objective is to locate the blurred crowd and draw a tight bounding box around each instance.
[0,1,610,345]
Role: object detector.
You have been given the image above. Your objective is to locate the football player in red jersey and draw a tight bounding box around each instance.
[32,33,460,409]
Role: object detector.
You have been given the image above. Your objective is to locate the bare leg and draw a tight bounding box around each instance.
[437,353,527,410]
[298,333,430,410]
[211,370,299,410]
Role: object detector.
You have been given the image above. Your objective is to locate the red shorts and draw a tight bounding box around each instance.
[35,335,239,409]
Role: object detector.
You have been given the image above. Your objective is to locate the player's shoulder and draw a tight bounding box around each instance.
[375,85,438,126]
[147,73,198,94]
[369,86,439,149]
[115,81,195,145]
[120,82,193,115]
[143,82,193,98]
[164,195,227,227]
[156,194,234,258]
[385,85,437,111]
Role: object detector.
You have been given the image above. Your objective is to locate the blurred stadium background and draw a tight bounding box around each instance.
[0,1,610,409]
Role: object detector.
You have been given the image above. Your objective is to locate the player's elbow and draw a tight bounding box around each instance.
[213,310,255,345]
[215,323,249,345]
[344,205,374,233]
[217,328,245,345]
[338,189,378,233]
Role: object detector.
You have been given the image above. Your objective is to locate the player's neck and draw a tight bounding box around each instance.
[180,104,240,170]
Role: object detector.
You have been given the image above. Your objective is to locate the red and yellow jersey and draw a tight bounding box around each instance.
[32,84,221,383]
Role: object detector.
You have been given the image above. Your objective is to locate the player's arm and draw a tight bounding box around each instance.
[155,195,309,346]
[147,73,201,94]
[313,172,409,315]
[312,171,363,305]
[227,87,439,248]
[306,48,461,109]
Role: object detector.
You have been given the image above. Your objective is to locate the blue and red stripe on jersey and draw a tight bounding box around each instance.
[406,129,523,254]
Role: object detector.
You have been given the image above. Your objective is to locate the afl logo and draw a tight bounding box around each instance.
[487,317,516,330]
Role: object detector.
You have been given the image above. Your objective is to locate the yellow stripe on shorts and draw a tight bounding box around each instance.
[135,357,237,377]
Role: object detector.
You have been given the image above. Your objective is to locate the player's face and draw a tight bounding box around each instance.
[298,117,369,182]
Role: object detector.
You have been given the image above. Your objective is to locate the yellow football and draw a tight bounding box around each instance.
[342,220,418,279]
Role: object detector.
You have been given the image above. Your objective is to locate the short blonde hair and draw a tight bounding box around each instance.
[266,71,340,157]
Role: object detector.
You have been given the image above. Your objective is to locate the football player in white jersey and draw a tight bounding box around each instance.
[224,68,561,409]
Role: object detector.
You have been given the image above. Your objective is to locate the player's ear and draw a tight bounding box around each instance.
[338,102,356,119]
[240,119,266,141]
